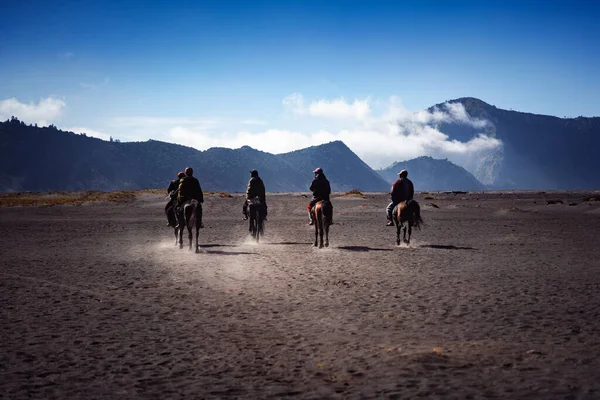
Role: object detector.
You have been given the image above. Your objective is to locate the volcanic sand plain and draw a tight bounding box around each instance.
[1,190,600,399]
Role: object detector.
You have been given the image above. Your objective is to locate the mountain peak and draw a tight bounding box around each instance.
[429,97,495,112]
[378,156,485,191]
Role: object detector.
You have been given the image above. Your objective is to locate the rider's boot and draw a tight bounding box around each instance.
[308,211,314,225]
[166,208,175,227]
[386,219,394,226]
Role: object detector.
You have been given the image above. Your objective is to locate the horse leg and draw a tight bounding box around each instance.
[403,225,408,243]
[407,223,412,245]
[396,218,401,245]
[313,211,319,247]
[179,221,184,249]
[255,217,260,243]
[318,211,324,249]
[195,207,201,253]
[324,220,329,247]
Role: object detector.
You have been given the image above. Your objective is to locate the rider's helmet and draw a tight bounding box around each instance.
[250,169,258,177]
[398,169,408,177]
[185,167,194,176]
[313,167,323,174]
[177,171,185,178]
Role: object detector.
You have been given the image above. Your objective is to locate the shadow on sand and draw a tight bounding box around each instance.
[202,250,255,256]
[420,244,476,250]
[263,241,313,246]
[338,246,393,252]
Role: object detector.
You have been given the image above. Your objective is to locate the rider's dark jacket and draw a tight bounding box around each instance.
[390,177,414,203]
[178,176,204,205]
[246,176,266,202]
[167,179,180,198]
[310,173,331,202]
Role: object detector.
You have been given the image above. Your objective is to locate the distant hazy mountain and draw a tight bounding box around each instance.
[3,95,598,192]
[0,118,388,193]
[377,156,486,191]
[279,141,390,192]
[432,97,600,190]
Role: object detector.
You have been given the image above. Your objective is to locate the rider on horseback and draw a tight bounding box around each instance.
[386,169,414,226]
[243,169,267,220]
[308,167,333,225]
[165,171,185,227]
[176,167,204,228]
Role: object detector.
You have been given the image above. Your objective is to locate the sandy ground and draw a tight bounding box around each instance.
[2,190,600,399]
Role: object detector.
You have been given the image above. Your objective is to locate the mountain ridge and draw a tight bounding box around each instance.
[0,119,389,193]
[377,156,486,191]
[433,97,600,189]
[2,94,600,193]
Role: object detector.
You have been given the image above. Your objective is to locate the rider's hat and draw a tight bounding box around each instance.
[249,169,258,176]
[185,167,194,176]
[398,169,408,177]
[177,171,185,178]
[313,167,323,174]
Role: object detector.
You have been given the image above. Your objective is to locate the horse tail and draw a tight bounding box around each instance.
[412,200,424,230]
[186,200,198,230]
[393,203,401,226]
[321,200,333,223]
[316,203,324,229]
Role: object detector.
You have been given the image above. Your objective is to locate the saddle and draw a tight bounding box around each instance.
[309,199,331,213]
[392,199,412,214]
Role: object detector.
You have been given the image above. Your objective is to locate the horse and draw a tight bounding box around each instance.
[174,199,201,253]
[248,196,265,242]
[311,200,332,248]
[393,199,424,245]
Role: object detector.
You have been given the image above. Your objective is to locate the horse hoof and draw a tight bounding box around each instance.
[314,243,318,247]
[195,249,200,254]
[325,242,329,247]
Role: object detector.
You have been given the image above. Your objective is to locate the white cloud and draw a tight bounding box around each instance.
[282,92,304,115]
[240,119,267,125]
[66,126,113,141]
[165,126,317,154]
[0,97,66,126]
[283,93,371,119]
[153,95,501,170]
[112,116,219,128]
[438,102,489,128]
[25,94,501,174]
[308,98,370,119]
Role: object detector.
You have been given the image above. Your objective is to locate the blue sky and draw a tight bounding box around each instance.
[1,0,599,168]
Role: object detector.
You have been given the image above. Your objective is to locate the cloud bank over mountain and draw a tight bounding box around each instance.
[1,95,501,169]
[0,97,66,127]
